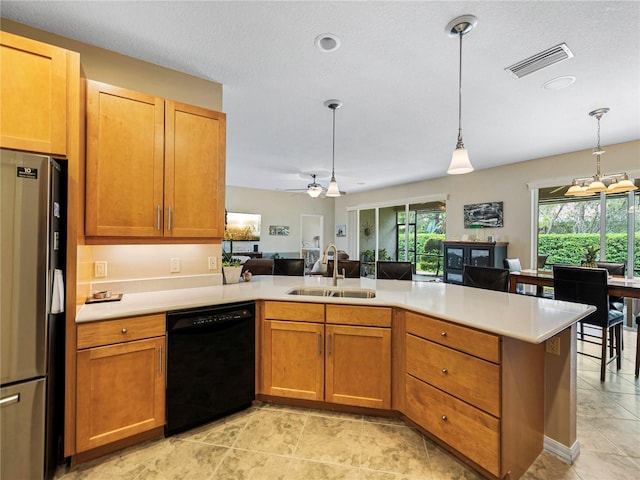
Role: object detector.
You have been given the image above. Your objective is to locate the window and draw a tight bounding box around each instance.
[354,199,446,278]
[538,181,639,275]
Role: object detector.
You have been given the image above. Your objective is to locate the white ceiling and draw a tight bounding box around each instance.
[3,1,639,195]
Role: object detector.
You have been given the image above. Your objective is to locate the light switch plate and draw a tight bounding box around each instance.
[208,256,217,270]
[170,258,181,273]
[95,261,107,278]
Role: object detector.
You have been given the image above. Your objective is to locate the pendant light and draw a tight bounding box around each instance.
[446,15,477,175]
[565,108,638,196]
[324,99,342,197]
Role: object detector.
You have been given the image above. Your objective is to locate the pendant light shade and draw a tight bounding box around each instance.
[448,147,473,175]
[324,99,342,197]
[565,108,638,196]
[446,15,477,175]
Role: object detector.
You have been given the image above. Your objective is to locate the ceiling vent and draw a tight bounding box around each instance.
[505,43,574,79]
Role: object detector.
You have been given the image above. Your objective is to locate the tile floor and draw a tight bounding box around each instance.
[56,327,638,480]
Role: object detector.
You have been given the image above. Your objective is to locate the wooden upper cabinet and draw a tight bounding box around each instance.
[164,101,226,237]
[85,81,226,239]
[85,81,164,237]
[0,31,68,155]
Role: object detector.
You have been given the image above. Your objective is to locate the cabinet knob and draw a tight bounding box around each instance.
[441,331,447,337]
[441,368,448,374]
[441,415,448,422]
[121,328,127,334]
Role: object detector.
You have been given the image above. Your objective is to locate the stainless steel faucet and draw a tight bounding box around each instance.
[322,243,344,287]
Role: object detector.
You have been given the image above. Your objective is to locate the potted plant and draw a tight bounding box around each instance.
[581,245,599,268]
[222,251,243,284]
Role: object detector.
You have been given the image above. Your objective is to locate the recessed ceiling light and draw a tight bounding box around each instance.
[315,33,340,52]
[543,75,576,90]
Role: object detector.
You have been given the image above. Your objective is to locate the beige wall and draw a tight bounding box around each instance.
[334,140,640,266]
[0,19,222,110]
[225,186,336,256]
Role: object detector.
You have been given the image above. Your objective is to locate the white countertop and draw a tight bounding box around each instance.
[76,276,595,344]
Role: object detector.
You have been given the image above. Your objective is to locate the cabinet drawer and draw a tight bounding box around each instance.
[77,314,165,349]
[264,301,324,323]
[406,334,500,417]
[406,311,500,363]
[326,305,391,327]
[405,374,500,477]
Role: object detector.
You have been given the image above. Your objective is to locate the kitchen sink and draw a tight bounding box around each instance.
[286,287,376,299]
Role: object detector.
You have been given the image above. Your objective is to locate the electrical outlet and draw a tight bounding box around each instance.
[170,258,181,273]
[208,256,217,270]
[95,261,107,278]
[546,336,560,356]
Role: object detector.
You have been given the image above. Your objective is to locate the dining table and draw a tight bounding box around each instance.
[510,268,640,325]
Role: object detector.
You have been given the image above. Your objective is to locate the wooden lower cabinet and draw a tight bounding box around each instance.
[262,319,324,400]
[403,311,544,479]
[260,302,392,409]
[76,315,165,453]
[325,324,391,409]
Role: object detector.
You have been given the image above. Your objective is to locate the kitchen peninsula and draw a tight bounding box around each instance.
[76,275,593,479]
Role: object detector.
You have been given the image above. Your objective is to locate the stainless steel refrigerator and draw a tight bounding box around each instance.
[1,149,66,480]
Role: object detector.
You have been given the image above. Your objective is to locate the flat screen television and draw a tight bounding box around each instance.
[225,212,261,241]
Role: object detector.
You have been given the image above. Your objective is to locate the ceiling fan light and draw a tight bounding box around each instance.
[447,147,474,175]
[325,178,341,197]
[307,185,323,198]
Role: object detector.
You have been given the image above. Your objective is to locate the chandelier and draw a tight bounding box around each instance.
[565,108,637,196]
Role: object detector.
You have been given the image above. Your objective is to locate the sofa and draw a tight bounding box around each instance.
[241,258,274,275]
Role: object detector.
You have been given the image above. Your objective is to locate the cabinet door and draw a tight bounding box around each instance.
[261,320,324,400]
[76,337,165,452]
[164,101,226,237]
[0,32,67,155]
[85,81,164,237]
[325,324,391,409]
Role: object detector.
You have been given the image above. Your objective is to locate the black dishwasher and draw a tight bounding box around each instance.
[165,301,255,436]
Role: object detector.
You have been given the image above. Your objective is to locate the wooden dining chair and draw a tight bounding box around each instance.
[553,266,623,381]
[462,265,510,292]
[376,261,413,280]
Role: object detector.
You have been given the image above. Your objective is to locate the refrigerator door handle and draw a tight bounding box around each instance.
[0,393,20,407]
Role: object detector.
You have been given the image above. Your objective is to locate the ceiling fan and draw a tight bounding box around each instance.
[285,174,347,198]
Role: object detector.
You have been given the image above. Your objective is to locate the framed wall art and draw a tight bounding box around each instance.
[463,201,503,228]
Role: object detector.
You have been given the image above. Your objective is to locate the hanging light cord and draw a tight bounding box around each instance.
[456,31,464,148]
[594,114,602,177]
[331,106,337,180]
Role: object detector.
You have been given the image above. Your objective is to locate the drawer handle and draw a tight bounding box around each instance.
[441,331,447,337]
[441,368,448,374]
[121,328,127,334]
[441,415,448,422]
[0,394,20,407]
